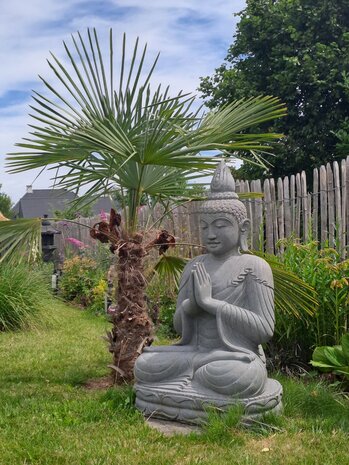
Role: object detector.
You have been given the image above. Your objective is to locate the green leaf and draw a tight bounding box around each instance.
[6,29,285,233]
[0,218,42,265]
[341,333,349,359]
[152,255,188,289]
[323,346,347,367]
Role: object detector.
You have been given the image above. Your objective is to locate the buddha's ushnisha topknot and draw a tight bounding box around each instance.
[198,160,247,222]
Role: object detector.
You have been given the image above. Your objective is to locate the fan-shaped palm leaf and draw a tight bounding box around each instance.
[7,29,286,232]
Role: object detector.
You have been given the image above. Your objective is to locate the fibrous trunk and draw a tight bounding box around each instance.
[108,233,153,383]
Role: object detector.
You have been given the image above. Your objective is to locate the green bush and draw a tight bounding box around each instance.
[59,256,106,308]
[0,263,53,331]
[270,240,349,365]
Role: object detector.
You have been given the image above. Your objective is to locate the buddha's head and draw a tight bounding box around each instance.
[198,160,250,256]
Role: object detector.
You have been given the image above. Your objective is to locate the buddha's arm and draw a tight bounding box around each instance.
[193,260,275,345]
[218,281,274,345]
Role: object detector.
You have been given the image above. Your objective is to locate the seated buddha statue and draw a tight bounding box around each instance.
[134,161,282,423]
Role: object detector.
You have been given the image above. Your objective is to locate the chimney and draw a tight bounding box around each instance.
[26,185,33,194]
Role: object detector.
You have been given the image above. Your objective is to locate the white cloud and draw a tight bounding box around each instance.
[0,0,246,202]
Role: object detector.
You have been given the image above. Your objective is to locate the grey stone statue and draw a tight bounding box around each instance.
[134,161,282,423]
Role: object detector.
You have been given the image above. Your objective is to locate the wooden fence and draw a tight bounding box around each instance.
[53,156,349,259]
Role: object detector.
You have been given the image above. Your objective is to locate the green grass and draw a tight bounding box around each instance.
[0,301,348,465]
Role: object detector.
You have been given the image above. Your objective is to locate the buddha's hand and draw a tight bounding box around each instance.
[192,262,217,315]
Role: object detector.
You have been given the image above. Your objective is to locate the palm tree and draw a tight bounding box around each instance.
[4,29,300,381]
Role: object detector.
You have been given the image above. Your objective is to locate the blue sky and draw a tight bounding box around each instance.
[0,0,246,202]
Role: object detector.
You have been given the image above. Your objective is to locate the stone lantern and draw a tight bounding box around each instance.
[41,215,61,262]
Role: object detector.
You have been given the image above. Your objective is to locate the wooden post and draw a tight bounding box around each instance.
[290,174,296,235]
[270,178,279,250]
[346,156,349,252]
[264,179,274,254]
[301,171,308,241]
[312,168,319,242]
[333,161,342,253]
[277,178,284,253]
[283,176,291,239]
[252,179,263,251]
[244,180,253,249]
[320,165,328,245]
[327,163,335,247]
[341,159,347,259]
[295,173,301,239]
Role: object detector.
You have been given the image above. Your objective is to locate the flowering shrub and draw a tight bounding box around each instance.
[271,240,349,366]
[89,279,108,314]
[59,256,105,307]
[65,237,89,249]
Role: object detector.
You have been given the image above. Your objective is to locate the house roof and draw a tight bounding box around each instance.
[13,188,115,218]
[13,189,78,218]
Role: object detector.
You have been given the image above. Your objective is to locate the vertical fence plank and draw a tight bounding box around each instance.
[327,163,335,247]
[312,168,319,242]
[264,179,274,254]
[295,173,301,239]
[320,165,328,245]
[346,156,349,253]
[270,178,279,248]
[290,174,296,234]
[333,161,342,253]
[283,176,291,239]
[252,179,263,251]
[307,193,312,238]
[341,159,347,259]
[277,178,284,253]
[301,171,308,242]
[244,181,253,248]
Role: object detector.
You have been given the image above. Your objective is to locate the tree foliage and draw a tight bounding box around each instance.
[199,0,349,179]
[0,185,13,218]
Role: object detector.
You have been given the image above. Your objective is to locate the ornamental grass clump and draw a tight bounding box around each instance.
[0,263,52,331]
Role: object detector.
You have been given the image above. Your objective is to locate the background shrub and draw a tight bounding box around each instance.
[59,256,105,307]
[0,263,53,331]
[269,240,349,367]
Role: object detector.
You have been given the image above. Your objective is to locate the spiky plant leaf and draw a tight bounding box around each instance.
[152,255,188,289]
[7,29,285,233]
[251,251,318,319]
[0,218,42,265]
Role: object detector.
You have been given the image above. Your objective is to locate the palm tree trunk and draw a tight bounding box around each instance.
[108,233,154,383]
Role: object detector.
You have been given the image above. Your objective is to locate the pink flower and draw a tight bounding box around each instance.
[100,209,108,221]
[66,237,89,249]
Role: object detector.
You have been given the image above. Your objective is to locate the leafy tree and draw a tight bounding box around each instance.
[3,29,287,382]
[199,0,349,180]
[0,185,13,218]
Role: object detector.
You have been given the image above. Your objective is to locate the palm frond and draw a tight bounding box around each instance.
[152,255,188,289]
[0,219,42,265]
[6,29,286,233]
[251,251,318,319]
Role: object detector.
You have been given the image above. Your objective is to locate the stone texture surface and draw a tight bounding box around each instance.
[146,418,202,436]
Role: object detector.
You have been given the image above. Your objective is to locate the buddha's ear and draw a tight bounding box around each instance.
[239,219,250,252]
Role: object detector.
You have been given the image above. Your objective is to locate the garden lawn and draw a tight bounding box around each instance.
[0,301,348,465]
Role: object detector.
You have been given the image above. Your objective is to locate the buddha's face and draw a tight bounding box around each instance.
[200,213,242,256]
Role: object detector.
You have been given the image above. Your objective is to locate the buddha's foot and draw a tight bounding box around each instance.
[134,377,283,425]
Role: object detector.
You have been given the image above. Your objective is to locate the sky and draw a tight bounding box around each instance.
[0,0,246,202]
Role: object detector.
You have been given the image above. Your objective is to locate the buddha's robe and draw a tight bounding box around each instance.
[134,253,274,398]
